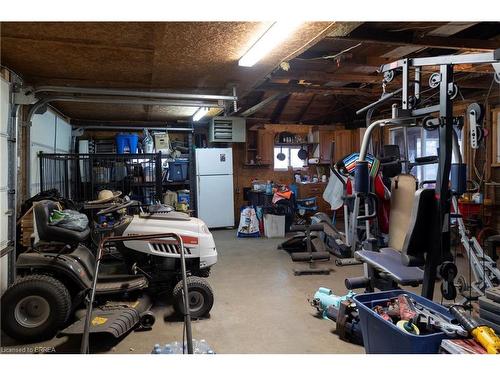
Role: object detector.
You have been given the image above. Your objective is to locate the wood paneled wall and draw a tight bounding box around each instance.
[232,124,360,219]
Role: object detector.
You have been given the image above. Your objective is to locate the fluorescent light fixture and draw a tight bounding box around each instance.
[193,107,209,122]
[238,21,302,67]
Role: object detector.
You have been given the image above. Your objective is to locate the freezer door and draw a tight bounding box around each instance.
[195,148,233,176]
[197,174,234,228]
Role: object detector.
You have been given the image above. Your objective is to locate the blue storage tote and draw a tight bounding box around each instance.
[116,133,139,154]
[177,190,190,205]
[167,159,188,181]
[353,290,453,354]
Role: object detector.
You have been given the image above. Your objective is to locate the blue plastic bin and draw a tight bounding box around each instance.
[116,133,139,154]
[168,159,188,181]
[354,290,453,354]
[177,190,190,205]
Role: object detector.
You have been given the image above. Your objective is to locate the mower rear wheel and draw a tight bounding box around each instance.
[1,275,71,342]
[173,276,214,318]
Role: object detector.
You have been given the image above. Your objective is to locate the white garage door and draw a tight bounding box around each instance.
[1,78,10,294]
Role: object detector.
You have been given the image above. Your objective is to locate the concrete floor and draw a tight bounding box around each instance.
[1,229,367,354]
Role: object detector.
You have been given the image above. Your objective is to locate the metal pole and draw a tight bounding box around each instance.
[80,239,104,354]
[155,152,162,202]
[452,129,462,164]
[414,67,421,100]
[402,127,409,173]
[39,96,226,108]
[421,64,454,300]
[401,60,410,173]
[39,152,44,192]
[188,131,196,216]
[178,234,194,354]
[232,86,238,113]
[75,125,194,132]
[7,88,20,286]
[34,86,238,102]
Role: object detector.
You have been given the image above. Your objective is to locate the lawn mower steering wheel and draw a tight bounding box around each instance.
[97,200,137,215]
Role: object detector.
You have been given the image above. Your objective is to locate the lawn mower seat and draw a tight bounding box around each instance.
[34,200,90,245]
[354,182,434,286]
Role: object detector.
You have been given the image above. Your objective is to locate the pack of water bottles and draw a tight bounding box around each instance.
[151,339,215,354]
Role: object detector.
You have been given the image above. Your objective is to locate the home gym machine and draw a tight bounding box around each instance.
[346,49,500,300]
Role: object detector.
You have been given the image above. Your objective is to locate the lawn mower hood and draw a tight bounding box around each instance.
[122,213,218,269]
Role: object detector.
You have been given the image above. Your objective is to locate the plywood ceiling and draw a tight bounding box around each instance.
[2,21,499,125]
[0,21,334,121]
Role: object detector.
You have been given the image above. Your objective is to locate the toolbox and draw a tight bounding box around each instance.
[354,290,455,354]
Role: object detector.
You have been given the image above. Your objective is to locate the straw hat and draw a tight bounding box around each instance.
[88,190,122,204]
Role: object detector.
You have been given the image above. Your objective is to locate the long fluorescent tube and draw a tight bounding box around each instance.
[238,21,302,67]
[193,107,209,122]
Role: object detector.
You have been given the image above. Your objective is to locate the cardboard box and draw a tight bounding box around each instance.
[154,133,170,151]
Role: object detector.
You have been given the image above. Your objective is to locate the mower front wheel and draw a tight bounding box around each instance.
[172,276,214,318]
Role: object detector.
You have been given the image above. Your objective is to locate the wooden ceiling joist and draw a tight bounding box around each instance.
[240,92,288,117]
[329,33,500,52]
[274,70,379,84]
[258,83,376,96]
[327,22,364,37]
[270,94,291,123]
[295,94,317,123]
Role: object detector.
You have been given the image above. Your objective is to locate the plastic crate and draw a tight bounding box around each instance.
[167,159,189,181]
[354,290,453,354]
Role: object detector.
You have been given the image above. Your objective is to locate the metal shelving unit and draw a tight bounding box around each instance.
[39,128,197,213]
[39,152,163,204]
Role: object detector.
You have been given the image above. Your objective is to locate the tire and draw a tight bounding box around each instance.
[172,276,214,318]
[1,274,72,342]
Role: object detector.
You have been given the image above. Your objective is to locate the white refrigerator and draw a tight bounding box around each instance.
[195,148,234,228]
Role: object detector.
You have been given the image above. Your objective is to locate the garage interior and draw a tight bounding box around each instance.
[1,21,500,355]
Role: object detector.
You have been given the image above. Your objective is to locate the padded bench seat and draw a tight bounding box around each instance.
[355,247,424,286]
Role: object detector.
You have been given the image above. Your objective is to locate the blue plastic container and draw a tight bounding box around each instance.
[354,290,453,354]
[168,159,188,181]
[116,133,139,154]
[177,190,190,205]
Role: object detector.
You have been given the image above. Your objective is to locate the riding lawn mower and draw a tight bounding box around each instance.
[1,198,218,345]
